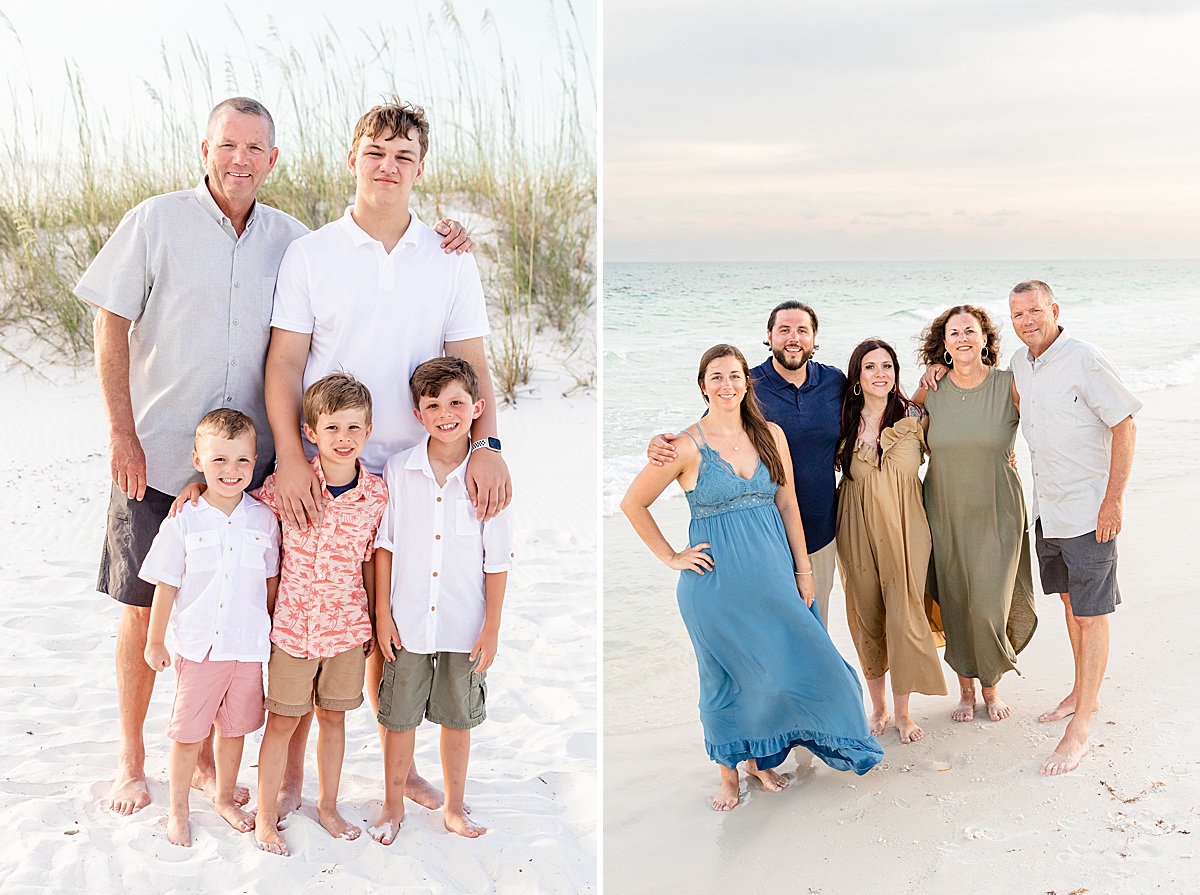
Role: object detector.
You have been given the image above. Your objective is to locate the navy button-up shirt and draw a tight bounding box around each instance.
[750,358,846,552]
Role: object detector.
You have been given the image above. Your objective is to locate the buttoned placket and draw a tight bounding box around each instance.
[428,477,447,641]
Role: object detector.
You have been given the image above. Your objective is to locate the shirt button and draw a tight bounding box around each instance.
[432,571,438,577]
[436,497,442,502]
[226,395,233,401]
[435,534,441,540]
[233,318,240,326]
[431,606,436,612]
[231,359,238,366]
[234,282,241,288]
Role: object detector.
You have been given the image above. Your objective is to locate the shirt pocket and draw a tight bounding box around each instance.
[241,530,268,570]
[456,499,482,537]
[184,532,222,573]
[261,276,277,328]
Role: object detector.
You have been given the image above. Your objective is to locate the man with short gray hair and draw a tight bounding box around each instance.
[1008,279,1139,776]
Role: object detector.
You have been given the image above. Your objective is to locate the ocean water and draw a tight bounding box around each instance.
[602,259,1199,734]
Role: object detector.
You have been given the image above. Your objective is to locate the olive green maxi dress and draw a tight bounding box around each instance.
[923,368,1037,687]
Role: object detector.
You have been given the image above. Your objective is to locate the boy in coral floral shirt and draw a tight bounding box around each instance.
[251,373,387,855]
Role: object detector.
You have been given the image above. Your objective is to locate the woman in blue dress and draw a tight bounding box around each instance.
[621,344,883,811]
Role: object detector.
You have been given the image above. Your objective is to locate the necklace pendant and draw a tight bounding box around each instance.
[733,446,740,451]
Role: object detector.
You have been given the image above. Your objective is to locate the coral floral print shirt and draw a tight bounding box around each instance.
[255,457,387,658]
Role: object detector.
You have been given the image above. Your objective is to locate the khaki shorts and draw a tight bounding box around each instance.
[264,643,366,715]
[377,649,486,732]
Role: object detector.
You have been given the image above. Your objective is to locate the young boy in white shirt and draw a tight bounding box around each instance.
[370,357,515,843]
[141,409,281,847]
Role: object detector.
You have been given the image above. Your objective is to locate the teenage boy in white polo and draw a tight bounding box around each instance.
[263,97,511,812]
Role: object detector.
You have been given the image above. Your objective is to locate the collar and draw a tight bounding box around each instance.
[757,357,820,392]
[195,491,252,519]
[1023,326,1068,368]
[339,207,424,251]
[403,437,469,484]
[310,455,371,501]
[195,179,257,231]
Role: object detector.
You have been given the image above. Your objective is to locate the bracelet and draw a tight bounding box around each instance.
[795,570,813,576]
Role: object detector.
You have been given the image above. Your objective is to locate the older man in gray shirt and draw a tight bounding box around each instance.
[1008,280,1140,776]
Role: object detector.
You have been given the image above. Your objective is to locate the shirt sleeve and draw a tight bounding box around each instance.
[264,515,282,578]
[1081,351,1143,428]
[73,206,152,321]
[362,479,389,562]
[443,252,490,343]
[253,475,280,516]
[268,239,317,334]
[375,462,397,553]
[482,504,516,574]
[138,516,186,587]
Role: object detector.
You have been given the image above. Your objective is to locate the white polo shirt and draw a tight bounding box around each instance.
[139,494,281,662]
[1010,329,1142,539]
[376,441,516,654]
[270,208,490,475]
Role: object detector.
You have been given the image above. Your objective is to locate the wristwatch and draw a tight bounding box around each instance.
[470,436,502,453]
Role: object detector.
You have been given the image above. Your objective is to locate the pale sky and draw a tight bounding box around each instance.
[603,0,1200,261]
[1,1,595,175]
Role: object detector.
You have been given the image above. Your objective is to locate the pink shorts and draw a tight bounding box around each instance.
[166,652,265,744]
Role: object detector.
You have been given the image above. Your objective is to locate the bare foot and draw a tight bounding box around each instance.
[952,688,976,722]
[1040,733,1090,776]
[368,804,405,845]
[254,814,289,856]
[745,761,788,793]
[897,715,924,744]
[107,772,151,816]
[444,807,487,838]
[276,784,302,820]
[192,766,250,807]
[711,772,739,811]
[404,769,446,810]
[869,708,892,738]
[1037,695,1102,723]
[215,801,255,833]
[318,805,361,841]
[985,697,1012,722]
[167,811,191,848]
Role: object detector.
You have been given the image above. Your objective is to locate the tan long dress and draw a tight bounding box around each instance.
[835,416,947,697]
[923,367,1037,687]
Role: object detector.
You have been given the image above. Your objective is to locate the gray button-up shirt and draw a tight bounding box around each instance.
[1010,329,1142,539]
[75,180,308,493]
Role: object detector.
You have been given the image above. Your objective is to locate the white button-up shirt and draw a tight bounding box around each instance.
[376,441,516,654]
[139,494,281,662]
[1010,330,1142,539]
[270,209,490,475]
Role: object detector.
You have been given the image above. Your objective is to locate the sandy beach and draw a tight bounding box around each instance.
[604,379,1198,894]
[0,348,597,894]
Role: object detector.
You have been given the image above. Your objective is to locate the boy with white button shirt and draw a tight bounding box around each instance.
[370,357,515,843]
[141,409,281,848]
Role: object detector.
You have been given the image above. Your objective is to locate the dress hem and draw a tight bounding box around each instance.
[706,728,882,775]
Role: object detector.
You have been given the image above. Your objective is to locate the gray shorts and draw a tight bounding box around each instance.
[376,649,486,732]
[98,484,174,608]
[1034,520,1121,617]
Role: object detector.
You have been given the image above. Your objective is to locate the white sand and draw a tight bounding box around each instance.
[604,381,1199,894]
[0,349,597,894]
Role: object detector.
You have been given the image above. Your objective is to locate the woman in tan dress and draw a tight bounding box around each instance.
[836,339,947,745]
[915,306,1036,724]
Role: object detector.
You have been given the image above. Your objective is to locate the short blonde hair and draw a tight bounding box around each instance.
[194,408,256,449]
[351,97,430,160]
[303,372,373,428]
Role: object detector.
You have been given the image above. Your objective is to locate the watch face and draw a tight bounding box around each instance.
[486,437,502,451]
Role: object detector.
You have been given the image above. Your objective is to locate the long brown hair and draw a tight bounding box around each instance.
[839,339,917,480]
[697,344,787,486]
[916,304,1002,368]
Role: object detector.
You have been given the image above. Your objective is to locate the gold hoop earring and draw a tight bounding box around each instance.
[852,383,862,396]
[942,350,953,366]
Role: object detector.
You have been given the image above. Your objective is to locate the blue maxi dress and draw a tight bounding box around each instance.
[677,429,883,773]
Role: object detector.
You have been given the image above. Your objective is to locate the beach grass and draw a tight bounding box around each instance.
[0,2,595,399]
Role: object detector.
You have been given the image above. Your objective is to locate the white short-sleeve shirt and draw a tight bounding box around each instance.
[139,494,282,662]
[270,209,490,474]
[376,441,516,654]
[1010,330,1142,539]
